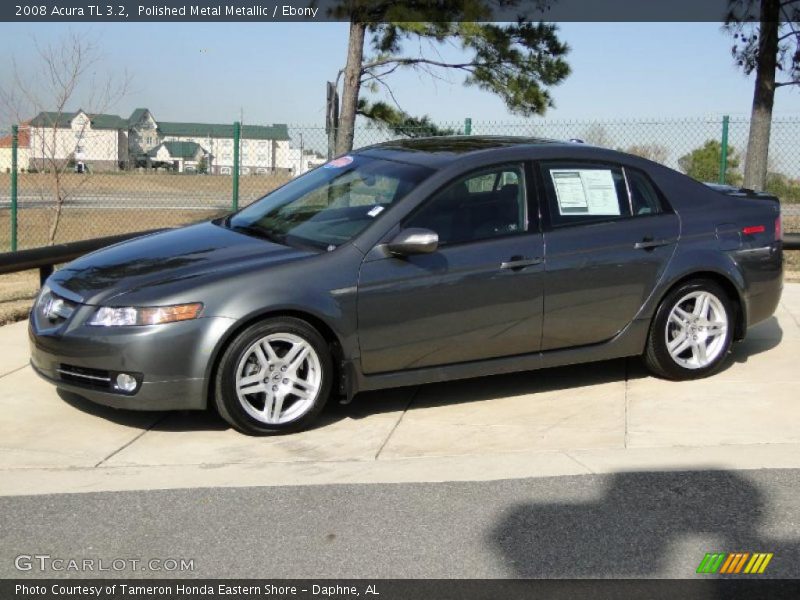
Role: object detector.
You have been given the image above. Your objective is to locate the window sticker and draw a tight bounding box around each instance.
[323,155,354,169]
[550,169,620,216]
[367,205,385,218]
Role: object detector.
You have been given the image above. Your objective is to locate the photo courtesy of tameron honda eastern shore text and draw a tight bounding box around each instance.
[29,137,783,435]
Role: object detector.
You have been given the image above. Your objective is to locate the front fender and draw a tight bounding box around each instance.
[197,245,363,404]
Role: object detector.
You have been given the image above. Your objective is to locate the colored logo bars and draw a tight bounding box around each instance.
[696,552,773,575]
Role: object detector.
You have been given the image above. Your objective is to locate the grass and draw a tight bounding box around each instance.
[0,171,290,200]
[0,170,290,250]
[0,270,39,325]
[0,208,225,249]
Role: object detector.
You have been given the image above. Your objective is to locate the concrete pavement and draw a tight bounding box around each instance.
[1,283,799,496]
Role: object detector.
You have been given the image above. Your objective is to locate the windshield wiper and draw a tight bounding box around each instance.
[229,222,286,245]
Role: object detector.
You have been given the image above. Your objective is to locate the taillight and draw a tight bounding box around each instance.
[775,216,782,240]
[742,225,765,235]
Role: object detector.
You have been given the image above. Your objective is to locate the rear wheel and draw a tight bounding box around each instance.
[214,317,333,435]
[643,279,734,380]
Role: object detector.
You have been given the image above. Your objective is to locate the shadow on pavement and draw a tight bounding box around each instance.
[491,469,799,579]
[57,389,228,431]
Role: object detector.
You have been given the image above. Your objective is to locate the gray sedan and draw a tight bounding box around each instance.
[29,137,783,434]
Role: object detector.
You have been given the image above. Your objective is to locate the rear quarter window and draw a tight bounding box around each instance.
[626,168,666,216]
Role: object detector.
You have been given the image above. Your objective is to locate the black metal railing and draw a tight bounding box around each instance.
[0,230,163,285]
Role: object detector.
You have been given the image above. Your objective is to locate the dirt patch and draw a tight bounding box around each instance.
[0,270,37,325]
[0,298,33,326]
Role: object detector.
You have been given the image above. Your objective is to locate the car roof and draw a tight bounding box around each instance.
[357,135,579,169]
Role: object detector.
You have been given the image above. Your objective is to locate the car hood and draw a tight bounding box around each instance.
[49,221,315,305]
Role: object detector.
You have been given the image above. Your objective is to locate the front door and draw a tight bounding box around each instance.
[357,163,545,374]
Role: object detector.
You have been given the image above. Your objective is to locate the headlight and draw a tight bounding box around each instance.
[35,285,51,307]
[88,303,203,326]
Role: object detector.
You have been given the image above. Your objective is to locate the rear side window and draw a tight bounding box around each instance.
[540,162,630,228]
[626,168,665,216]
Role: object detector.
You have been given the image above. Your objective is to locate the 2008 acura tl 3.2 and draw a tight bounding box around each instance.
[29,137,783,435]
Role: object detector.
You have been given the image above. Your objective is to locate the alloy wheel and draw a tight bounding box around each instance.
[235,332,322,424]
[664,290,729,370]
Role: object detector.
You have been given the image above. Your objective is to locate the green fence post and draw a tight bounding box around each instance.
[464,117,472,136]
[232,121,241,211]
[719,115,730,185]
[10,124,18,252]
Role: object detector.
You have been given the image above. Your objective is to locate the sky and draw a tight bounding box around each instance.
[0,21,799,128]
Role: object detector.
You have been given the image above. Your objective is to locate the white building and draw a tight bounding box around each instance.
[146,141,205,173]
[23,108,291,174]
[28,110,128,171]
[130,109,291,175]
[286,147,326,176]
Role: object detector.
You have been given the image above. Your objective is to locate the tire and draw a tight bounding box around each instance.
[214,317,333,435]
[643,279,735,380]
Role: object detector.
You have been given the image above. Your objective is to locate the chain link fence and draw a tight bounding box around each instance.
[2,115,799,252]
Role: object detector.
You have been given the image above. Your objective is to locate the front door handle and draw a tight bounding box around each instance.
[500,256,543,270]
[634,237,676,250]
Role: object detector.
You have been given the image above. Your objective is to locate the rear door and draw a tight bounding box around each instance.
[538,161,679,350]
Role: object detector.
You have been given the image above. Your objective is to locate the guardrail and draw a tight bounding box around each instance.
[0,230,798,290]
[0,230,163,286]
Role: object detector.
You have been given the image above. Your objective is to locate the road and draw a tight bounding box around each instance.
[2,469,799,579]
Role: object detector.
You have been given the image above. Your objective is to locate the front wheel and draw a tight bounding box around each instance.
[643,279,734,380]
[214,317,333,435]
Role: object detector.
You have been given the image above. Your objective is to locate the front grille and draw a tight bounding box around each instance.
[57,364,112,389]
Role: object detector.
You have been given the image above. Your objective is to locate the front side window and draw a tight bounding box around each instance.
[227,155,433,249]
[540,162,630,228]
[405,164,527,245]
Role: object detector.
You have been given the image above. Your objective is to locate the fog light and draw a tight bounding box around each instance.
[115,373,138,392]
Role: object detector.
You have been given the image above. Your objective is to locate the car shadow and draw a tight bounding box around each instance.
[624,316,783,382]
[56,319,785,433]
[726,316,784,368]
[342,357,630,420]
[57,389,229,431]
[490,469,800,579]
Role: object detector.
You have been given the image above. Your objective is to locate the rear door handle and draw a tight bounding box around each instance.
[500,256,543,270]
[634,237,676,250]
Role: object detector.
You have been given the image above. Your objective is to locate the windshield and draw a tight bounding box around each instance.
[226,155,434,250]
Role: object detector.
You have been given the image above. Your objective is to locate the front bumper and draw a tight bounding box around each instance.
[29,308,235,411]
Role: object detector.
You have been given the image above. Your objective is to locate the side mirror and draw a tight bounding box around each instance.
[386,228,439,256]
